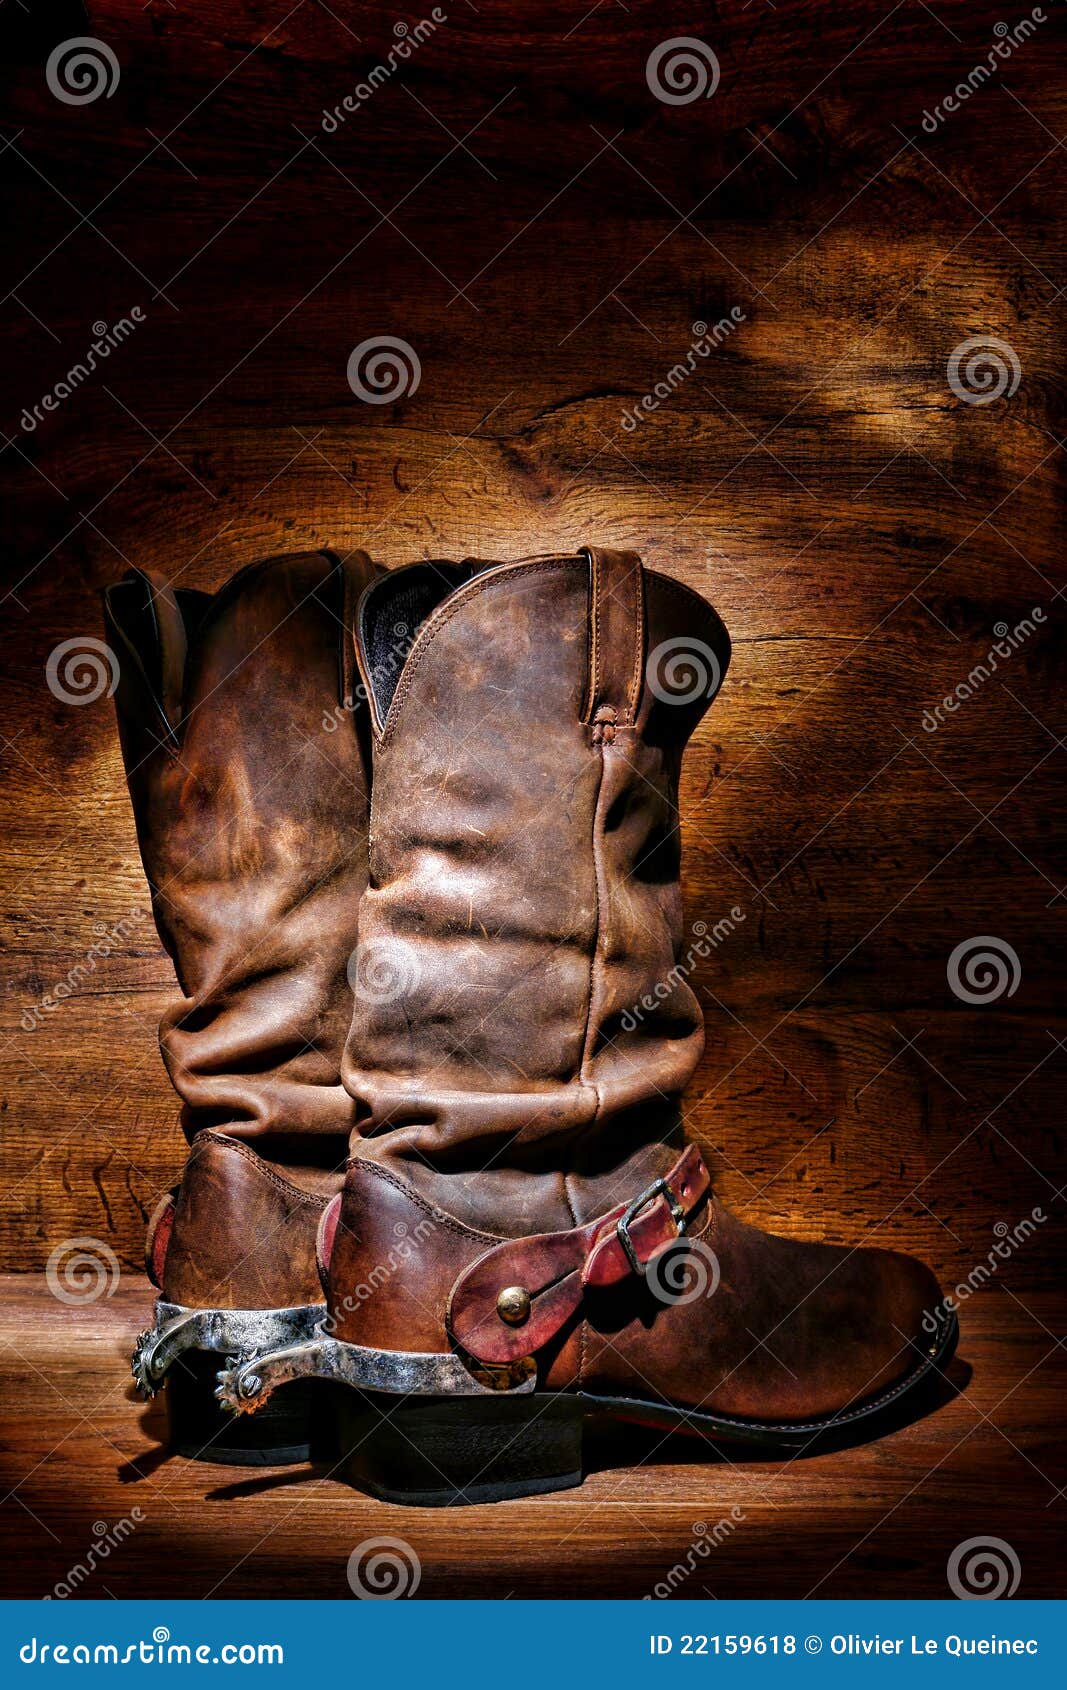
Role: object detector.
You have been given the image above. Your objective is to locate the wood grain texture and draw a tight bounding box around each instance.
[1,0,1064,1307]
[0,1274,1061,1598]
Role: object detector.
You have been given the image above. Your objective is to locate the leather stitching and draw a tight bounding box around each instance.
[344,1157,506,1246]
[380,557,583,743]
[191,1129,331,1210]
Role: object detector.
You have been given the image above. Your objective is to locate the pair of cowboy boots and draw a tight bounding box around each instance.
[150,543,956,1505]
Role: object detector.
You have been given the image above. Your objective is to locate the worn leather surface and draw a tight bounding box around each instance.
[343,550,725,1233]
[448,1144,710,1365]
[162,1130,330,1309]
[330,546,951,1427]
[104,548,378,1305]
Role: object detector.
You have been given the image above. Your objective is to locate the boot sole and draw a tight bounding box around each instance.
[336,1311,958,1506]
[133,1301,324,1467]
[166,1351,317,1466]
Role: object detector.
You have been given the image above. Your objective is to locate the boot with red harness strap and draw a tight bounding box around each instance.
[216,546,956,1503]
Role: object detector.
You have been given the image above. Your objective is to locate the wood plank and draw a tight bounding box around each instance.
[1,2,1064,1278]
[0,1275,1060,1598]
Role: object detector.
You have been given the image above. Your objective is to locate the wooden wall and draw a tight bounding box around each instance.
[1,1,1064,1288]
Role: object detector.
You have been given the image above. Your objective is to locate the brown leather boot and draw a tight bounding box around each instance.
[217,547,956,1498]
[104,548,380,1462]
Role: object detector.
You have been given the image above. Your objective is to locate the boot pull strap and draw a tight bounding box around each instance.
[102,567,188,747]
[581,545,646,734]
[149,573,188,738]
[329,548,378,711]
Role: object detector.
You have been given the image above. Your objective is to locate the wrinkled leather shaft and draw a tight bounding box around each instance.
[329,547,948,1425]
[343,550,726,1233]
[105,549,379,1307]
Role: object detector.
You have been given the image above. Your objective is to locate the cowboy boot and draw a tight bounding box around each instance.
[218,546,956,1499]
[104,547,381,1462]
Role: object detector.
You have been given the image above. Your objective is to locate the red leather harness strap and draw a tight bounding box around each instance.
[447,1145,710,1365]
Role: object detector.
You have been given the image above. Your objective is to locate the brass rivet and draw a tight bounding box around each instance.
[496,1285,531,1326]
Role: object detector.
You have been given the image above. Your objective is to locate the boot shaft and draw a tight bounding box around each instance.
[104,549,379,1152]
[343,547,729,1226]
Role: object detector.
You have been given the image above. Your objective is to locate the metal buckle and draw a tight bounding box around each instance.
[615,1176,686,1277]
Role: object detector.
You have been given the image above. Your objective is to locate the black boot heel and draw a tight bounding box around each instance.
[165,1351,317,1466]
[337,1391,585,1506]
